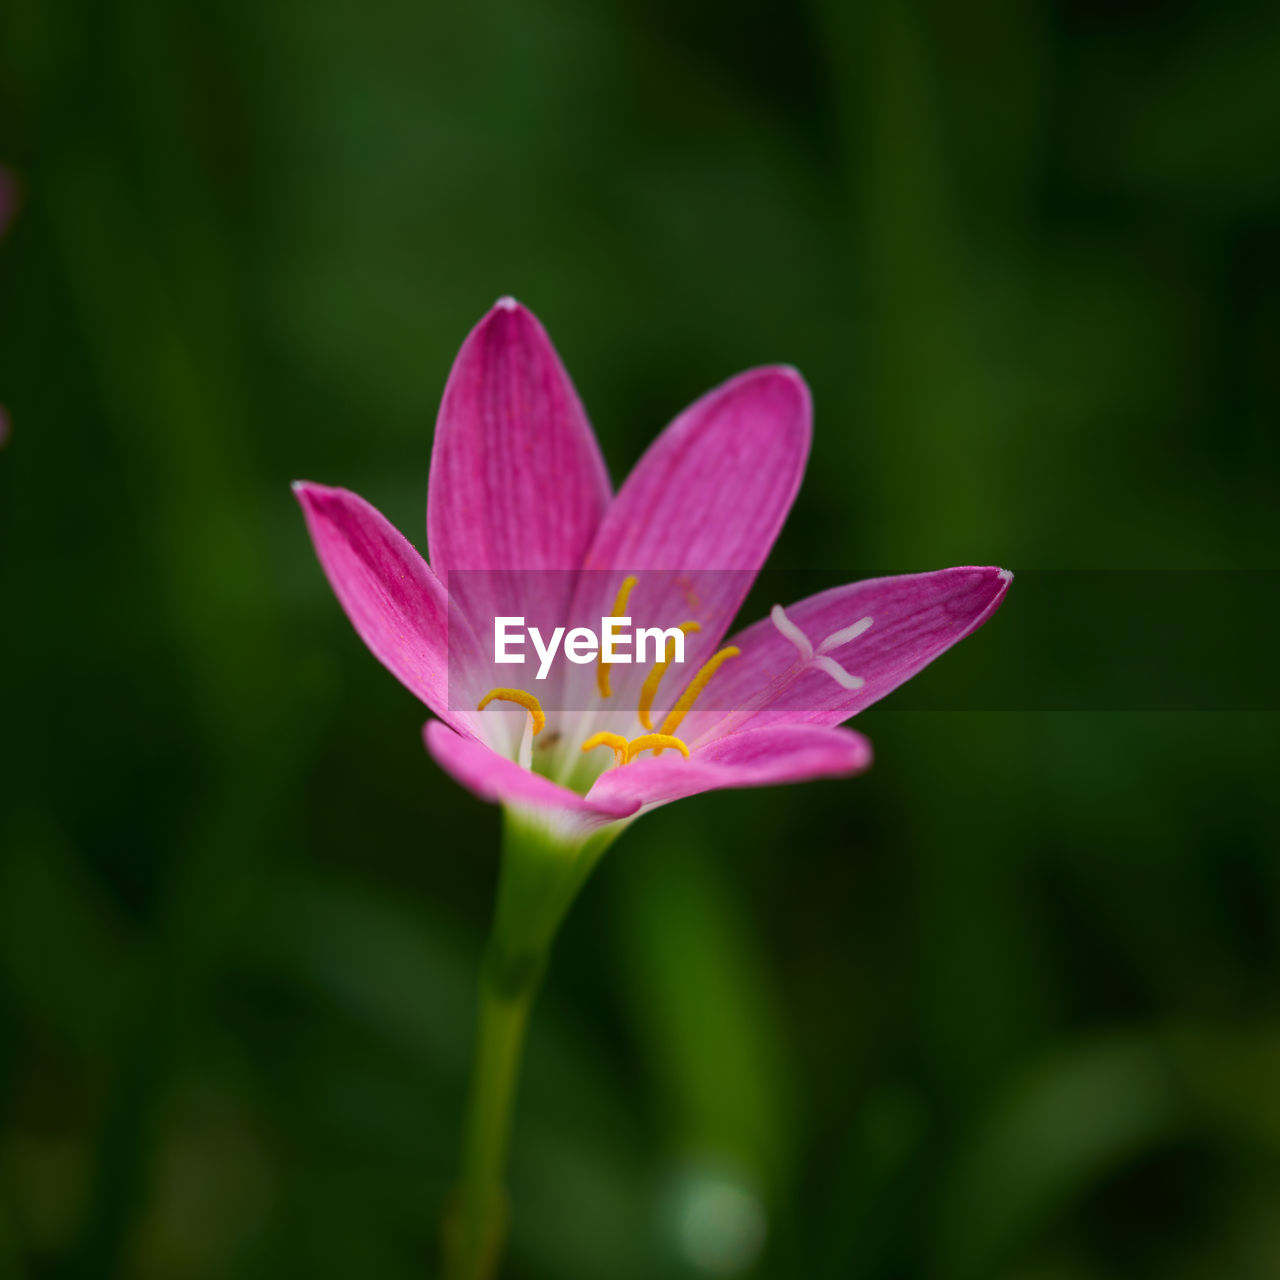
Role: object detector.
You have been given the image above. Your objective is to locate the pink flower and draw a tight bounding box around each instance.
[295,299,1010,846]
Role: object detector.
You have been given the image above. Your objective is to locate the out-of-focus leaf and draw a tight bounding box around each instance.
[0,814,136,1055]
[933,1033,1183,1280]
[610,813,797,1274]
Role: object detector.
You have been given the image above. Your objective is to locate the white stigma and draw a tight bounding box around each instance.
[770,604,812,660]
[817,615,873,654]
[810,656,865,690]
[770,605,871,691]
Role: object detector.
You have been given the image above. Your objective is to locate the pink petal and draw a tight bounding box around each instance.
[424,721,640,840]
[295,481,479,736]
[585,367,810,577]
[427,298,611,582]
[569,366,812,710]
[588,724,872,812]
[680,567,1012,744]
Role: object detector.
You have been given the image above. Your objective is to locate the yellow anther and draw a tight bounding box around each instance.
[637,620,701,730]
[659,646,741,738]
[626,733,690,762]
[581,731,629,767]
[477,687,545,735]
[596,575,638,698]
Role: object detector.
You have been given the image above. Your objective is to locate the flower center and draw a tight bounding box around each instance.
[480,577,743,782]
[586,575,741,759]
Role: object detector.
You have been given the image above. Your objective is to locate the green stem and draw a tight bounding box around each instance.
[445,955,539,1279]
[444,811,623,1279]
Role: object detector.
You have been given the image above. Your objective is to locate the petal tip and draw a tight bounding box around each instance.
[715,364,813,441]
[292,479,344,512]
[952,564,1014,595]
[746,363,811,399]
[483,295,532,327]
[986,565,1014,602]
[466,294,547,347]
[973,565,1014,623]
[751,364,813,430]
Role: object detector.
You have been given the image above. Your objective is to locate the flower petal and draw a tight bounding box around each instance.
[588,723,872,812]
[679,567,1012,744]
[568,366,812,715]
[585,366,810,579]
[427,298,611,580]
[424,720,640,840]
[295,481,480,735]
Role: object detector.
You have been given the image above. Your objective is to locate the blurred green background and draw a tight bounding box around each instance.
[2,0,1278,1276]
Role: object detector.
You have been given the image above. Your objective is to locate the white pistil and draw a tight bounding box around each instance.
[769,603,812,659]
[817,615,873,653]
[770,604,872,691]
[810,655,865,690]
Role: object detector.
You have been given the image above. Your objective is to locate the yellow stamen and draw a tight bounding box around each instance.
[596,575,638,698]
[581,731,629,767]
[477,687,545,735]
[637,620,701,730]
[659,646,741,738]
[626,733,690,762]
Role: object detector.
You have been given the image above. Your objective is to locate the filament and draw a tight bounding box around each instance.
[658,646,740,738]
[637,620,700,730]
[596,575,637,698]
